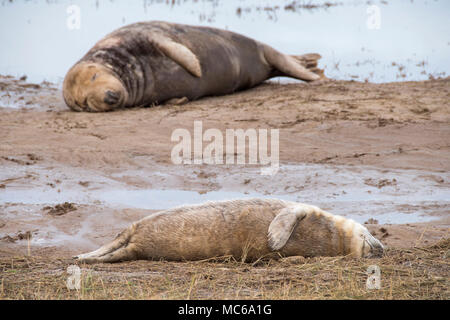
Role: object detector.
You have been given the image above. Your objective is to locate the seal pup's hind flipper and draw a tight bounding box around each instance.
[151,34,203,78]
[268,205,311,250]
[74,225,137,263]
[262,44,322,82]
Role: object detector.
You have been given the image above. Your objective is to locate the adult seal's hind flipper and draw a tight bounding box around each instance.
[292,53,325,79]
[262,45,323,81]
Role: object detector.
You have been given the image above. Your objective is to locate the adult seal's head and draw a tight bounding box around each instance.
[63,61,128,112]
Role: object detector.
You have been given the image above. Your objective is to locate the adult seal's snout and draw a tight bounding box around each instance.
[63,21,325,112]
[104,90,120,105]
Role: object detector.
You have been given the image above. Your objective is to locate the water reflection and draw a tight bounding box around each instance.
[0,0,448,83]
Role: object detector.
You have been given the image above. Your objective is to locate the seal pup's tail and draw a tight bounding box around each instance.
[73,224,137,264]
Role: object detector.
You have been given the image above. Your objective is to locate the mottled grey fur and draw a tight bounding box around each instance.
[63,21,324,112]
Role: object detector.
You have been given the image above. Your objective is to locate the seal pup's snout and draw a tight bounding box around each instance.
[104,90,121,105]
[362,230,385,258]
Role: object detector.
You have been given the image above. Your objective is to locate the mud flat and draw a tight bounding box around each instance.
[0,75,449,299]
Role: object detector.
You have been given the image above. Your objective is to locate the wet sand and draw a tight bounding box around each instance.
[0,75,449,259]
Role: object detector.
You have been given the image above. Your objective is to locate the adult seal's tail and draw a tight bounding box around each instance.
[74,199,384,263]
[63,21,325,112]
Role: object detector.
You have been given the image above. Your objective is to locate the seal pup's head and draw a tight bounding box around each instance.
[63,62,128,112]
[334,214,385,258]
[268,204,385,258]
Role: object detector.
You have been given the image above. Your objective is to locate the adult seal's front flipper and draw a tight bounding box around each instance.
[151,33,203,78]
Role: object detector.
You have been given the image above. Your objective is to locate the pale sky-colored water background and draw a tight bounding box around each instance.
[0,0,448,84]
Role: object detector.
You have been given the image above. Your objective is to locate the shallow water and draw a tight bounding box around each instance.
[1,162,448,225]
[0,0,448,84]
[0,187,443,225]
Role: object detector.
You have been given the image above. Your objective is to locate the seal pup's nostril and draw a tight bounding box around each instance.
[104,90,120,105]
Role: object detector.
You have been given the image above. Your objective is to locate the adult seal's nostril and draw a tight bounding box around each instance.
[104,90,120,105]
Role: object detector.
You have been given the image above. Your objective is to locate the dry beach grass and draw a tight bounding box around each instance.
[1,238,448,300]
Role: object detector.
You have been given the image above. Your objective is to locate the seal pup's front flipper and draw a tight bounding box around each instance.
[151,34,203,78]
[262,44,322,82]
[268,205,311,250]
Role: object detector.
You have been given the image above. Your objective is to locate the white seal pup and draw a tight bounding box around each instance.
[75,199,384,263]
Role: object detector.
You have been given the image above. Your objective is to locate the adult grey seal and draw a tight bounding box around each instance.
[63,21,324,112]
[75,199,384,263]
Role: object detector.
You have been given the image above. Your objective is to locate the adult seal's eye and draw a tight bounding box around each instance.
[104,90,120,105]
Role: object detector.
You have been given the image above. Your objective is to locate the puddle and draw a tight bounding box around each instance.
[94,189,446,224]
[1,187,444,225]
[1,162,448,225]
[0,188,95,206]
[95,189,268,210]
[0,0,448,85]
